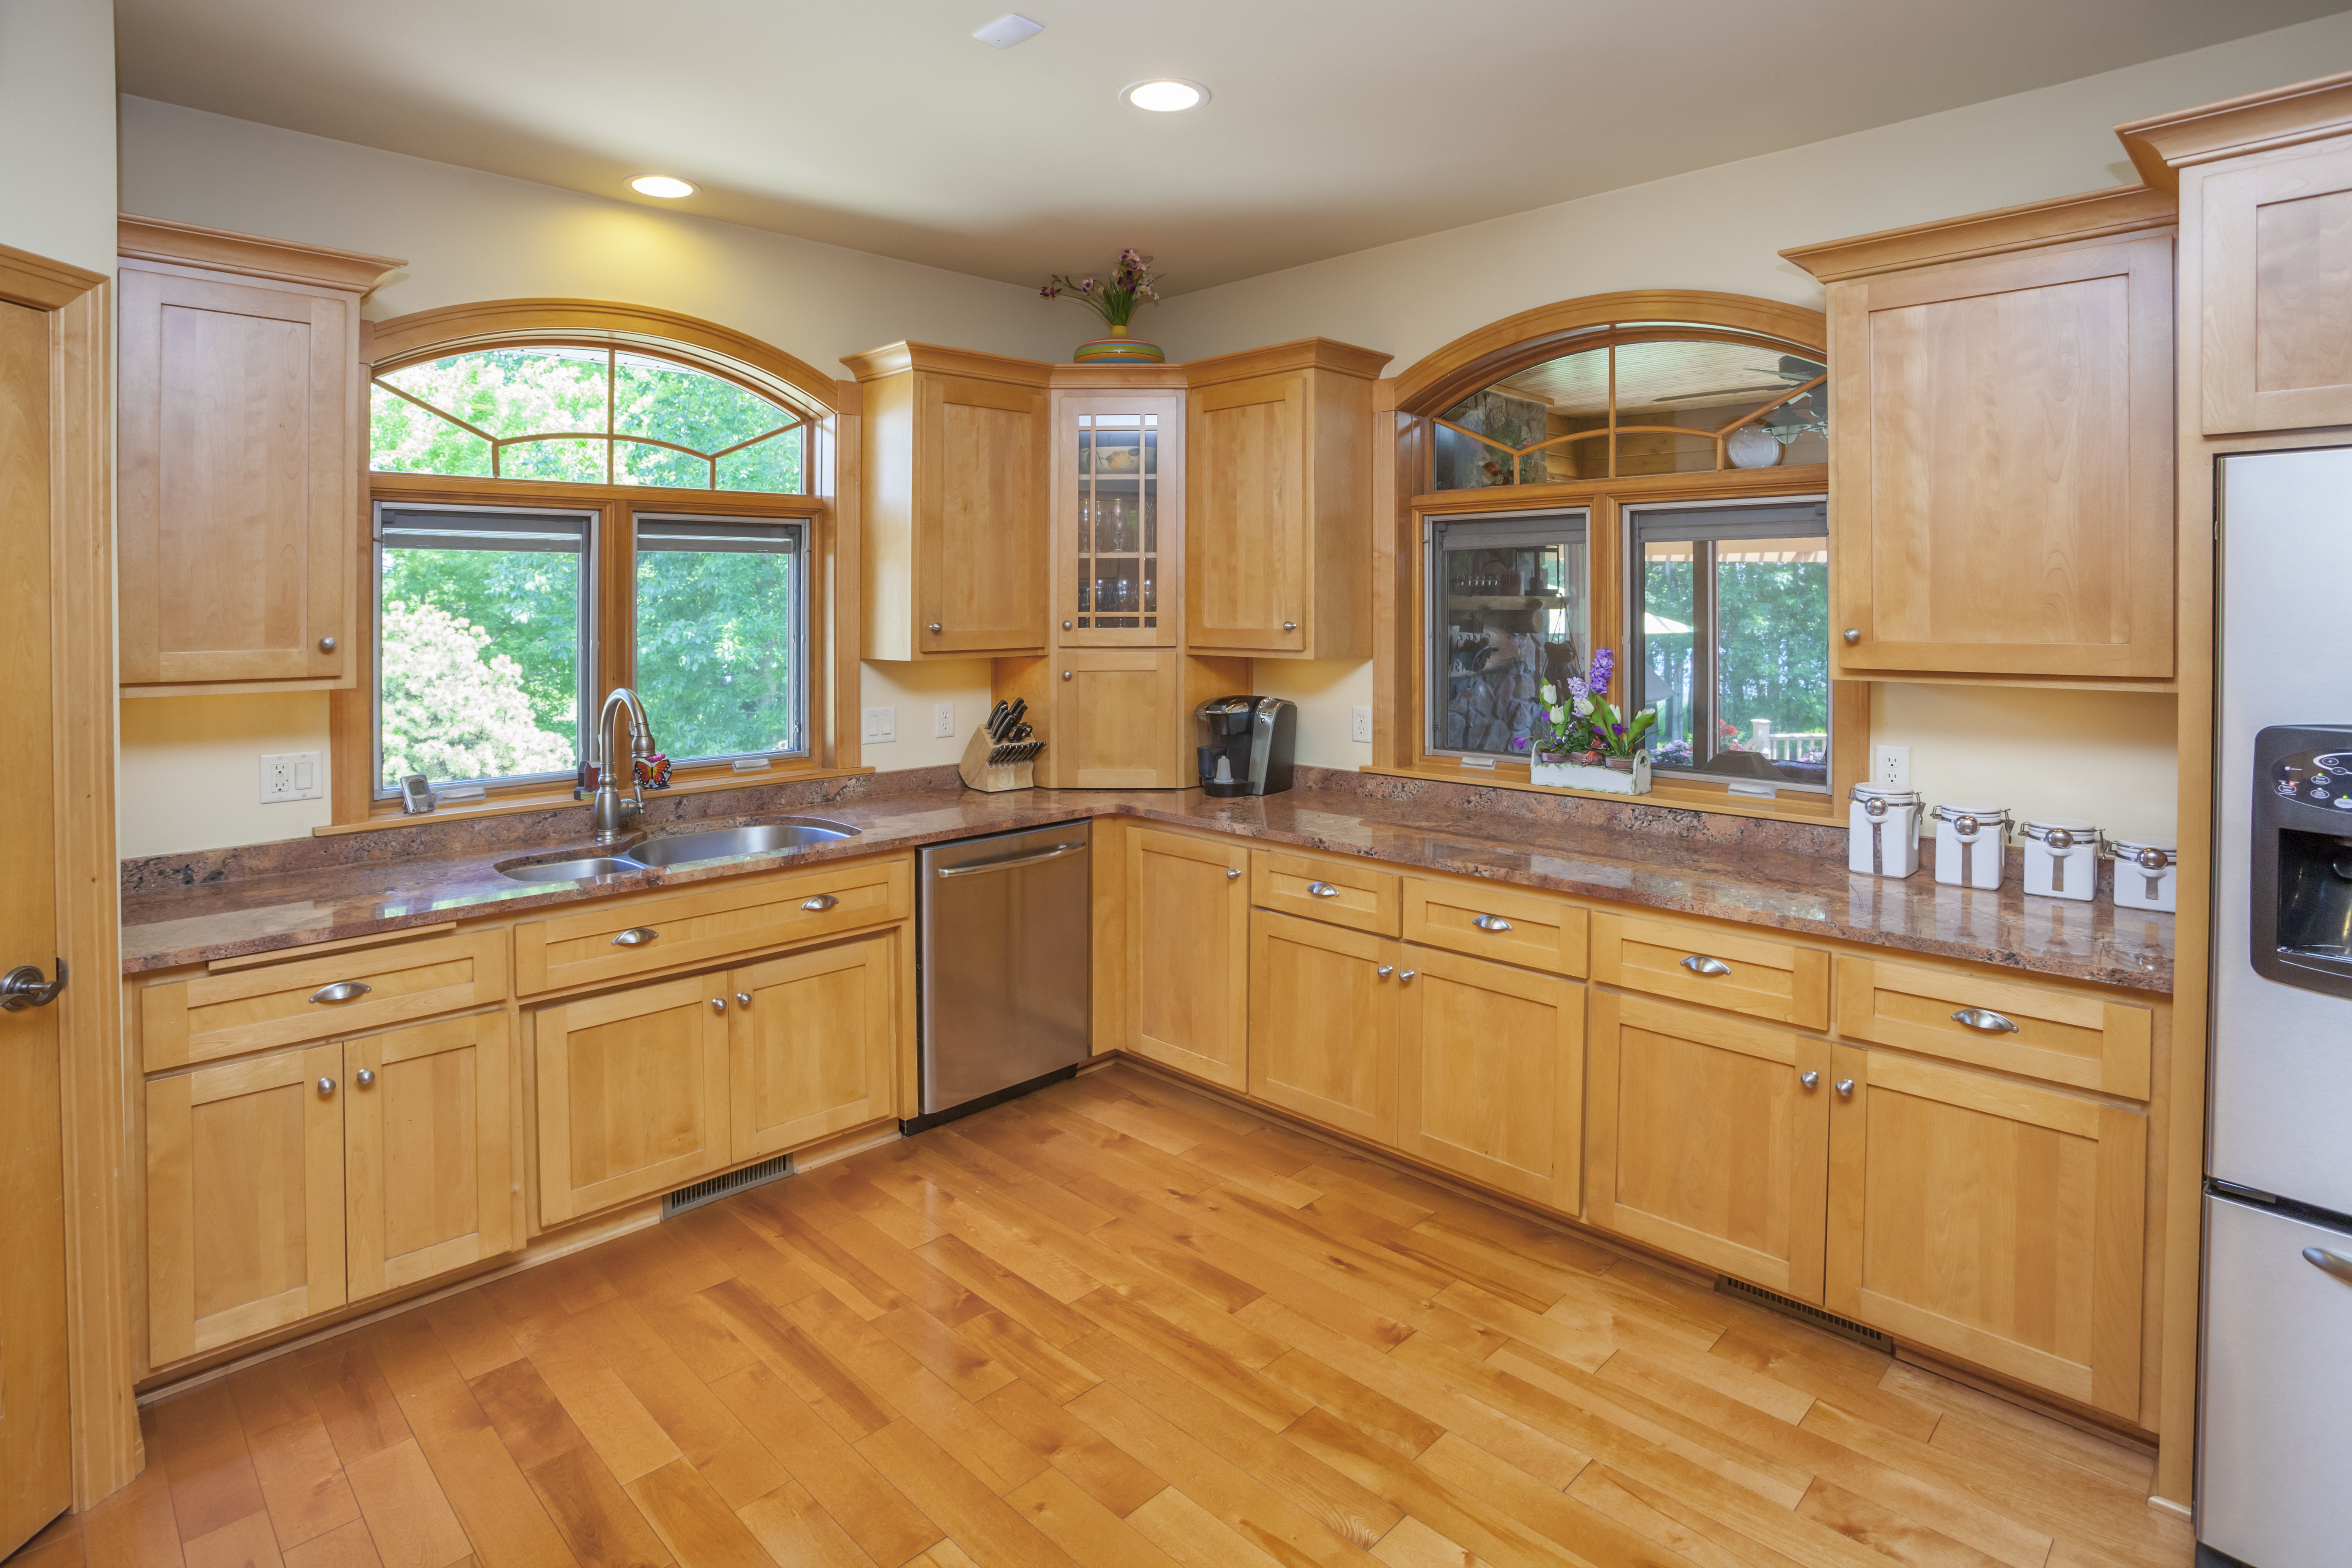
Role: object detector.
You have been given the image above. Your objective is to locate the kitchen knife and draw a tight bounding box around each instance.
[984,700,1008,738]
[1011,722,1032,743]
[1003,697,1027,737]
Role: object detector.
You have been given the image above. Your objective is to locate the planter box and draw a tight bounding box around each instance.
[1530,753,1652,795]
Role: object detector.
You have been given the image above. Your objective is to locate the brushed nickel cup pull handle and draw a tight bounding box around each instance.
[1951,1007,2019,1034]
[1842,628,1860,644]
[1472,914,1513,933]
[1225,867,1241,880]
[735,992,751,1007]
[355,1068,375,1088]
[802,894,839,912]
[1376,965,1395,979]
[611,927,658,947]
[1307,881,1341,899]
[317,1077,336,1097]
[1801,1070,1820,1089]
[1680,954,1731,977]
[710,997,727,1013]
[309,981,371,1005]
[1835,1078,1855,1098]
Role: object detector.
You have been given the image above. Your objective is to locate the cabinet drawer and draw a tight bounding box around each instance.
[1591,912,1828,1030]
[513,856,912,995]
[142,930,508,1071]
[1252,849,1399,936]
[1834,956,2151,1098]
[1402,877,1586,977]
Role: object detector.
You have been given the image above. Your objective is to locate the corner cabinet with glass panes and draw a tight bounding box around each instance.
[1057,394,1179,647]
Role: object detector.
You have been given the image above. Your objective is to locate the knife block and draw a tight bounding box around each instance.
[957,724,1039,792]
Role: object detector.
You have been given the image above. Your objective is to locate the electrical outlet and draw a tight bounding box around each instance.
[1351,705,1373,744]
[1873,745,1911,789]
[862,707,896,744]
[934,702,955,739]
[259,751,323,804]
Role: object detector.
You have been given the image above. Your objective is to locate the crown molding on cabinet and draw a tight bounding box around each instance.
[2117,67,2352,191]
[0,240,106,310]
[1780,184,2177,284]
[843,336,1392,392]
[841,340,1055,386]
[118,214,404,295]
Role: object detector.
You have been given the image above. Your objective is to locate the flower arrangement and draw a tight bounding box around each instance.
[1040,249,1163,332]
[1533,648,1656,765]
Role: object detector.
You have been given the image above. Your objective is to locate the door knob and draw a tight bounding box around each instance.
[1398,970,1416,984]
[318,635,338,653]
[1835,1078,1855,1098]
[1842,629,1860,644]
[0,957,67,1011]
[735,992,752,1007]
[1282,621,1298,632]
[1063,620,1074,630]
[355,1068,375,1088]
[1800,1070,1820,1089]
[1225,867,1241,879]
[1376,965,1395,979]
[928,623,942,634]
[710,997,727,1012]
[317,1077,336,1097]
[1062,670,1073,680]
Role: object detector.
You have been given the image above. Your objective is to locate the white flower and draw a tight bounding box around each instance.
[1573,696,1594,718]
[1540,682,1558,705]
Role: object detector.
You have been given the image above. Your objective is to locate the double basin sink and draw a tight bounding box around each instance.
[495,818,859,883]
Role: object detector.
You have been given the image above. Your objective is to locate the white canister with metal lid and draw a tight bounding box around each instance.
[2021,817,2099,902]
[1848,785,1921,878]
[2110,836,2178,913]
[1931,802,2010,890]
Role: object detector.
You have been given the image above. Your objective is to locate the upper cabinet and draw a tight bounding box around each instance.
[117,217,402,692]
[2120,71,2352,437]
[1186,340,1390,659]
[1056,389,1182,647]
[848,342,1051,660]
[1784,190,2177,684]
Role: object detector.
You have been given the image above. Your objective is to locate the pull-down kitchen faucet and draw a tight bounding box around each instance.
[590,687,658,845]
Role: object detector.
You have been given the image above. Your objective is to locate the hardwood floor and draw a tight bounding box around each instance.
[9,1064,2192,1568]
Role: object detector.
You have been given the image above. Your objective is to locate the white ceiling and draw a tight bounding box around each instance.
[115,0,2347,294]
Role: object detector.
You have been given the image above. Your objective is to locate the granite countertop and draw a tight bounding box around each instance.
[119,767,2173,991]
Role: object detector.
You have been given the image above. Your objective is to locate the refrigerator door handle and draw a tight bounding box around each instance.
[2303,1246,2352,1285]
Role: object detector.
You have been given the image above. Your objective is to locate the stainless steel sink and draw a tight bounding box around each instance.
[630,818,860,867]
[496,855,647,883]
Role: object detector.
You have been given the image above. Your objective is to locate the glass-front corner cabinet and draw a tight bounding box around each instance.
[1055,393,1182,647]
[1426,509,1590,759]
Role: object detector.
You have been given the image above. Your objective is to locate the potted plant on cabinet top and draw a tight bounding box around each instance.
[1042,248,1166,363]
[1523,648,1657,794]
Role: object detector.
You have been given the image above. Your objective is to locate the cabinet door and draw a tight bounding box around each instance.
[919,371,1049,654]
[2200,140,2352,435]
[731,932,897,1162]
[1828,234,2173,679]
[1826,1046,2146,1418]
[1126,829,1251,1088]
[534,975,731,1225]
[346,1012,515,1300]
[147,1043,346,1366]
[1248,910,1395,1144]
[1395,946,1583,1210]
[1587,994,1830,1300]
[1058,392,1180,647]
[1052,650,1181,788]
[118,263,352,686]
[1188,371,1307,654]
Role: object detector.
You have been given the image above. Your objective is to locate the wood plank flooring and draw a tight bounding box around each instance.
[9,1065,2193,1568]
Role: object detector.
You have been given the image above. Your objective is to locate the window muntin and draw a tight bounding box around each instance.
[633,515,808,762]
[374,503,595,793]
[1432,330,1826,490]
[1073,413,1162,629]
[1630,498,1829,791]
[372,346,807,492]
[1427,510,1590,759]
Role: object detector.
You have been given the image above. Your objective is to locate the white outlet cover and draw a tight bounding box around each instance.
[862,707,896,744]
[1873,744,1912,789]
[934,702,955,739]
[1352,705,1374,744]
[259,750,323,803]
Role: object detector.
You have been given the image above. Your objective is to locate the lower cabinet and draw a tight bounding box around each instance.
[1826,1044,2147,1420]
[346,1012,515,1300]
[732,933,897,1161]
[1586,993,1830,1300]
[1126,828,1251,1088]
[1248,910,1397,1144]
[1395,946,1583,1211]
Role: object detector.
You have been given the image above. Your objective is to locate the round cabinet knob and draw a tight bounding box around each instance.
[735,992,752,1007]
[318,635,338,653]
[355,1068,375,1088]
[1225,867,1241,880]
[1063,620,1074,630]
[1835,1078,1856,1098]
[1282,622,1298,632]
[1842,629,1861,645]
[710,997,727,1012]
[1062,671,1073,681]
[317,1077,336,1097]
[1800,1070,1820,1090]
[928,623,943,634]
[1398,970,1416,985]
[1376,965,1395,979]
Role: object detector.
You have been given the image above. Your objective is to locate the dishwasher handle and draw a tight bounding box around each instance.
[933,841,1088,879]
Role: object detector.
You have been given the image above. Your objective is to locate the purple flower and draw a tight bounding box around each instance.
[1077,276,1097,295]
[1039,282,1062,300]
[1589,647,1615,698]
[1612,722,1627,736]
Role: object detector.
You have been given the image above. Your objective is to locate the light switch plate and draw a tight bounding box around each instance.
[1351,705,1373,744]
[934,702,955,739]
[260,751,323,803]
[862,707,896,744]
[1874,745,1911,789]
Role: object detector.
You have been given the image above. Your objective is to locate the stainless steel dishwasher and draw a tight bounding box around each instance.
[908,821,1091,1132]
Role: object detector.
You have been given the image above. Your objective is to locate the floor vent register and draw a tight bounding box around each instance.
[662,1153,795,1219]
[1715,1275,1896,1352]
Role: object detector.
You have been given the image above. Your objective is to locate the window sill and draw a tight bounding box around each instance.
[319,764,877,837]
[1367,761,1837,825]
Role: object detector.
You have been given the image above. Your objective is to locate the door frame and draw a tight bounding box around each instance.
[0,241,136,1507]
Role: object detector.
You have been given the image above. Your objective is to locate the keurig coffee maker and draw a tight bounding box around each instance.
[1196,696,1297,797]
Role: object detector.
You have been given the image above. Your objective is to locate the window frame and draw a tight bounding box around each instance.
[1422,506,1592,764]
[630,510,813,767]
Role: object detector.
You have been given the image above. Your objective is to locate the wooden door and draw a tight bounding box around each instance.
[1053,650,1180,787]
[2200,139,2352,434]
[1188,371,1307,653]
[1587,994,1831,1300]
[147,1043,347,1367]
[534,975,731,1225]
[118,263,351,685]
[1056,390,1181,647]
[918,371,1048,654]
[1828,234,2174,680]
[1826,1045,2146,1418]
[1248,910,1396,1144]
[1395,946,1583,1210]
[1125,829,1250,1088]
[730,932,897,1162]
[0,296,67,1553]
[346,1012,515,1300]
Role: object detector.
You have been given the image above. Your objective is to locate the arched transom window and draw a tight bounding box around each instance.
[372,344,808,493]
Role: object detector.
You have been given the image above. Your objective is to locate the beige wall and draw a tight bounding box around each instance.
[0,0,116,274]
[1155,11,2352,843]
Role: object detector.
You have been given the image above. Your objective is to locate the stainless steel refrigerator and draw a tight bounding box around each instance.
[2202,446,2352,1568]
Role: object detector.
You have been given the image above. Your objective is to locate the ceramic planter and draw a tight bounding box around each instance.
[1530,751,1651,795]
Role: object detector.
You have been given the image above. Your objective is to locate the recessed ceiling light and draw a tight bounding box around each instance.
[1122,79,1208,113]
[972,13,1044,49]
[630,175,696,199]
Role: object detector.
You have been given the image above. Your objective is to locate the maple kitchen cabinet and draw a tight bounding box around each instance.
[116,217,401,693]
[729,931,900,1163]
[1783,189,2177,684]
[1395,944,1584,1211]
[1124,828,1252,1088]
[1248,909,1397,1145]
[848,341,1052,660]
